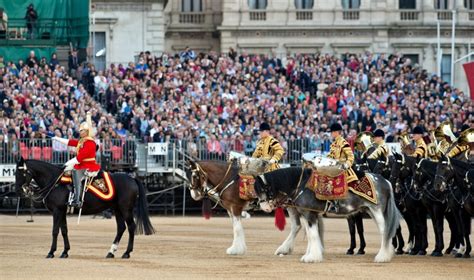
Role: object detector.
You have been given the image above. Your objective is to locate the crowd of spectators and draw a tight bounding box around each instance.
[1,47,473,163]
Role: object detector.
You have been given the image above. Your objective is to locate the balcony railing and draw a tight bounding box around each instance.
[342,10,360,20]
[400,10,419,21]
[179,13,205,24]
[249,11,266,21]
[296,11,313,20]
[437,11,453,20]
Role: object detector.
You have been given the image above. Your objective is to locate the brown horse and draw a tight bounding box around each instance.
[186,159,267,255]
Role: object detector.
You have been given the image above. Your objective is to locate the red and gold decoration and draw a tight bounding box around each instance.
[239,174,257,201]
[308,172,348,200]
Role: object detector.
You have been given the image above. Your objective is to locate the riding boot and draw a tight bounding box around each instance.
[71,170,85,208]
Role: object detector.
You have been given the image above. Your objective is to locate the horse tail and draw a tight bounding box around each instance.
[383,177,401,243]
[134,178,155,235]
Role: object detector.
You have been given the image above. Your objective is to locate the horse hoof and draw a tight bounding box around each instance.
[430,251,443,257]
[463,254,471,258]
[106,253,114,258]
[346,249,354,255]
[417,251,427,256]
[409,250,418,255]
[455,253,463,258]
[46,253,54,258]
[395,249,404,255]
[444,248,452,255]
[121,253,130,259]
[356,250,365,255]
[60,252,69,258]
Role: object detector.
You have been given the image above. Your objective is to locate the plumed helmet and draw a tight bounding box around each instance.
[330,123,343,132]
[374,129,385,138]
[412,126,424,135]
[259,122,271,131]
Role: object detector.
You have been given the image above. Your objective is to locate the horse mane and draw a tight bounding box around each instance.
[418,159,437,177]
[449,158,472,171]
[263,167,312,195]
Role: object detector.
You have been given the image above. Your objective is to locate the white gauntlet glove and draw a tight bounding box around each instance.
[64,157,79,171]
[52,136,69,145]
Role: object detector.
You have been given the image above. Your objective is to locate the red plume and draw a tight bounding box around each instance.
[274,207,286,231]
[202,197,211,220]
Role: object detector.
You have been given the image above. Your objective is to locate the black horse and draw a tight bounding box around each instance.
[389,153,428,255]
[15,158,155,259]
[412,158,451,257]
[254,166,401,263]
[434,156,473,258]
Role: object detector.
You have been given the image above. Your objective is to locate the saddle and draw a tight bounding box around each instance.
[60,170,116,201]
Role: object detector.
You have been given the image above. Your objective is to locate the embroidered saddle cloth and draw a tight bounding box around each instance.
[60,171,116,201]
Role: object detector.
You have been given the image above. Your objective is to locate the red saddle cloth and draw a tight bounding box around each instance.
[60,171,115,201]
[239,174,256,201]
[309,172,348,200]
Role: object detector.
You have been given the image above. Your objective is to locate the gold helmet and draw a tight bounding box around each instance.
[355,132,374,152]
[434,121,456,143]
[457,128,474,145]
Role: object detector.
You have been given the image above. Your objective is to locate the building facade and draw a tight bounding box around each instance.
[90,0,165,68]
[165,0,474,92]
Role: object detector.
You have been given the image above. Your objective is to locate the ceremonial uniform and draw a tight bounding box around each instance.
[252,124,284,172]
[409,138,428,158]
[447,143,469,158]
[367,141,389,161]
[328,135,358,184]
[53,113,99,207]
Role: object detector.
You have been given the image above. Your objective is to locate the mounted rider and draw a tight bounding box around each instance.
[52,112,100,207]
[328,123,358,184]
[252,122,285,172]
[401,126,427,159]
[367,129,389,161]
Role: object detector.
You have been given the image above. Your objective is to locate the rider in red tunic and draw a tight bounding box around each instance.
[52,112,100,207]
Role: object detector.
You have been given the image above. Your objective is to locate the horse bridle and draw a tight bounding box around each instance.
[434,159,454,192]
[189,162,234,204]
[17,163,36,197]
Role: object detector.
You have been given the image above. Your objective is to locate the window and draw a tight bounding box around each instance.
[93,32,106,71]
[403,54,419,65]
[435,0,449,9]
[182,0,202,12]
[295,0,314,9]
[465,0,474,9]
[341,0,361,9]
[248,0,267,10]
[399,0,416,9]
[441,54,451,83]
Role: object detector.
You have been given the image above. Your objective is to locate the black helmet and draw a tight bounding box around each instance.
[330,123,343,132]
[259,122,271,131]
[374,129,385,138]
[412,126,424,135]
